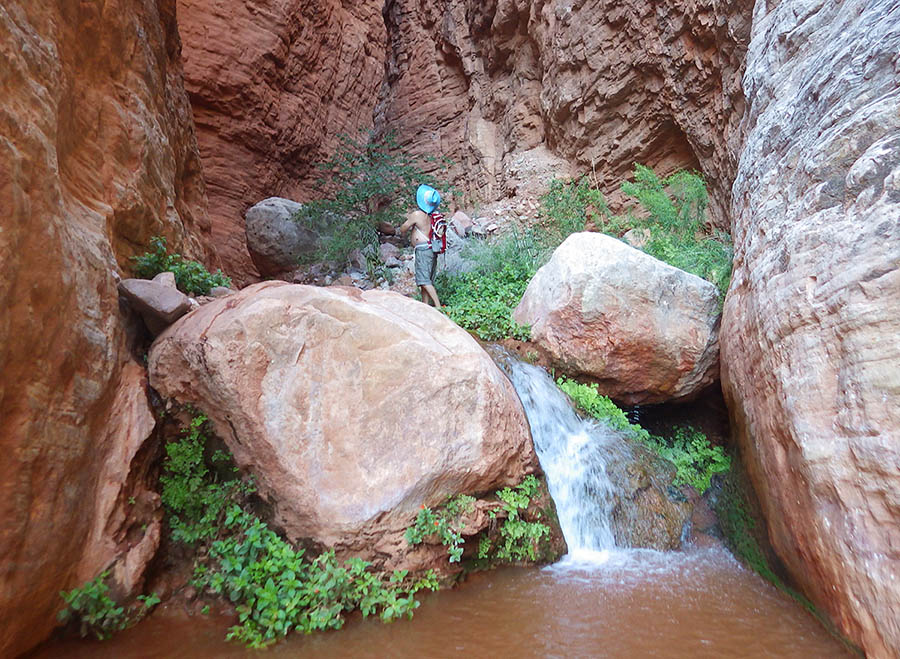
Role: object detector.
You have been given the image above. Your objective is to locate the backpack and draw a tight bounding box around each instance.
[429,212,447,254]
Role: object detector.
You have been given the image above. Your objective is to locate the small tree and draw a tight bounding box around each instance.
[294,130,447,268]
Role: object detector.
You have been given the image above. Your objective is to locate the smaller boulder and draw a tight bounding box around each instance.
[514,233,721,404]
[379,242,401,261]
[152,271,177,288]
[118,279,191,335]
[245,197,318,277]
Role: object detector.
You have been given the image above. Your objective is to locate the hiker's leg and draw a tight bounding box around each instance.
[419,286,433,306]
[423,284,441,308]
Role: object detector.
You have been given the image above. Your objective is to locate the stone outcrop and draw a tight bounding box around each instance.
[720,2,900,657]
[514,233,721,404]
[118,278,192,335]
[148,282,538,569]
[377,0,751,226]
[245,197,318,277]
[176,0,387,281]
[0,1,212,655]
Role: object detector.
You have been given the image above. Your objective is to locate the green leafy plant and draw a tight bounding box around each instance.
[489,475,550,562]
[161,411,438,648]
[405,494,475,562]
[132,236,231,295]
[294,130,447,268]
[556,377,730,493]
[159,414,255,545]
[195,504,437,648]
[58,571,127,640]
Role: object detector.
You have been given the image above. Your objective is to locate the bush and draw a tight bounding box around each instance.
[294,130,447,269]
[58,571,126,640]
[436,228,545,341]
[406,476,550,565]
[556,377,730,493]
[541,165,733,304]
[159,414,254,545]
[199,506,437,648]
[131,236,231,295]
[58,572,160,641]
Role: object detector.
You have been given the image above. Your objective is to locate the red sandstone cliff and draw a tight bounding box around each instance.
[0,1,212,655]
[376,0,749,228]
[176,0,387,282]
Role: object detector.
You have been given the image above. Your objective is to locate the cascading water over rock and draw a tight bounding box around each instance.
[490,348,691,556]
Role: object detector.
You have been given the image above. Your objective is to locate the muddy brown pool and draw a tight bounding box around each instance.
[37,547,849,658]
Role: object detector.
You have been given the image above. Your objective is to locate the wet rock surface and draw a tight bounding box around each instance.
[514,233,721,404]
[148,282,538,572]
[721,2,900,656]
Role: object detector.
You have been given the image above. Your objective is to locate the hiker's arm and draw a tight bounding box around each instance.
[396,217,415,235]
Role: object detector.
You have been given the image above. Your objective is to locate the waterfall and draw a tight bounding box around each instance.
[492,350,637,559]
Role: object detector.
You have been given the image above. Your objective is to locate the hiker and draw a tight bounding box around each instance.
[396,184,447,308]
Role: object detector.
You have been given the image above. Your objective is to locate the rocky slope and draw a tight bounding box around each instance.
[0,1,212,655]
[721,2,900,657]
[176,0,387,281]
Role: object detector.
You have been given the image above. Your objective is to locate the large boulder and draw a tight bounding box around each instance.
[721,2,900,656]
[514,233,720,404]
[245,197,318,277]
[148,282,538,568]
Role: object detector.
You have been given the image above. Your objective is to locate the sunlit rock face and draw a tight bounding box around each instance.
[377,0,751,226]
[0,1,213,655]
[720,2,900,657]
[176,0,387,282]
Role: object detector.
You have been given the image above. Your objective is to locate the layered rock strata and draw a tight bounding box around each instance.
[721,2,900,657]
[515,233,721,404]
[148,282,538,569]
[0,1,212,655]
[378,0,751,226]
[176,0,387,281]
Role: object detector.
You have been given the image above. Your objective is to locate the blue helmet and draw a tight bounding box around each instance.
[416,184,441,213]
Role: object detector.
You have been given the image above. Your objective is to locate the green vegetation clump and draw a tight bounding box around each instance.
[132,236,231,295]
[406,475,551,565]
[483,475,551,562]
[161,412,437,648]
[58,572,159,641]
[159,414,255,544]
[548,165,732,302]
[435,224,549,341]
[294,130,447,270]
[196,506,437,647]
[405,494,475,562]
[556,377,730,494]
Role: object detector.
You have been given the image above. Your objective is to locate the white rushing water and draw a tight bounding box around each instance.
[496,352,635,561]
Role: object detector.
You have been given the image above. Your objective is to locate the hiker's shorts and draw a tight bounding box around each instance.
[414,244,437,286]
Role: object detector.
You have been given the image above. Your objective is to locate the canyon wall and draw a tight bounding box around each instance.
[721,1,900,657]
[0,1,212,655]
[377,0,750,226]
[175,0,749,278]
[176,0,387,281]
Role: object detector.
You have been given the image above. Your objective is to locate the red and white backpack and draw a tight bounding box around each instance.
[429,212,447,254]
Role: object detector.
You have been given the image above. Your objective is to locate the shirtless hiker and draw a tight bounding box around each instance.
[396,184,442,308]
